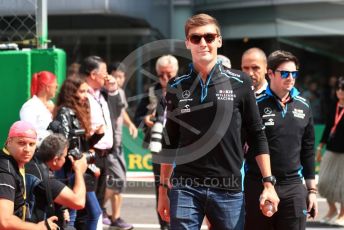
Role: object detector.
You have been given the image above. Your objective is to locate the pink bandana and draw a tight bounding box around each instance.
[8,121,37,140]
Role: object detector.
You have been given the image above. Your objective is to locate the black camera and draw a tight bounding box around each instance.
[48,121,96,164]
[68,129,96,164]
[68,148,96,164]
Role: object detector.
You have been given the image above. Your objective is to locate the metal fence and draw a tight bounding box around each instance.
[0,0,37,47]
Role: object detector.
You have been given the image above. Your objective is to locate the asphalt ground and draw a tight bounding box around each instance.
[103,179,344,230]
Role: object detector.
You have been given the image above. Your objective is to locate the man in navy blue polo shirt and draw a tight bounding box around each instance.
[157,13,279,230]
[244,50,318,230]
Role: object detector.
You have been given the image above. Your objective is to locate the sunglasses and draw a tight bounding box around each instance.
[158,72,173,79]
[336,86,344,91]
[188,33,219,45]
[275,70,299,79]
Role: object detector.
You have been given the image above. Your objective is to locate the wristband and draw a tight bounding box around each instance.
[307,188,318,194]
[159,183,169,189]
[45,219,52,230]
[317,146,322,150]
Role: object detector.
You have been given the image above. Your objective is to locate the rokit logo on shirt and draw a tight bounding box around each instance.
[216,90,236,101]
[292,109,305,119]
[181,104,191,113]
[264,118,275,126]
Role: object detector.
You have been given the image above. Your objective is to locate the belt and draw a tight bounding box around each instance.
[94,148,111,157]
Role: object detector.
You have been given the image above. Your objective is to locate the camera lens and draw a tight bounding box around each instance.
[149,121,163,154]
[84,151,96,164]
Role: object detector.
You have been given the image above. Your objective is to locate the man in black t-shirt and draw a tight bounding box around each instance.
[0,121,59,230]
[157,13,279,230]
[26,133,88,228]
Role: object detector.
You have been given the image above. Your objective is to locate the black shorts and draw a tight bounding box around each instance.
[244,177,307,230]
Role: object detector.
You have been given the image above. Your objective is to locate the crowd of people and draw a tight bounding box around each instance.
[0,12,343,230]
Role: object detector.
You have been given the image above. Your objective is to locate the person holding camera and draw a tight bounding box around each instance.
[0,121,59,230]
[134,54,178,230]
[25,133,88,229]
[50,76,104,230]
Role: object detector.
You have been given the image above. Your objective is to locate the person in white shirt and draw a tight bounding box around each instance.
[20,71,58,144]
[78,56,114,229]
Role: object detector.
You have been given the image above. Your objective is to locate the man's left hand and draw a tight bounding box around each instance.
[307,192,318,219]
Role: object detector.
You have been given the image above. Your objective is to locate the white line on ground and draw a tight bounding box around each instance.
[132,224,208,229]
[122,194,155,199]
[104,224,208,229]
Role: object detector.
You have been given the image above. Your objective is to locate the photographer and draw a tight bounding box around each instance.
[0,121,59,230]
[134,55,179,230]
[50,76,104,230]
[26,134,88,228]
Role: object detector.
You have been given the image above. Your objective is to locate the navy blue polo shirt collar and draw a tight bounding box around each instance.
[265,85,300,99]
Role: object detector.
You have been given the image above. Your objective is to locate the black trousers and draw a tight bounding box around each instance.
[244,177,307,230]
[94,153,109,207]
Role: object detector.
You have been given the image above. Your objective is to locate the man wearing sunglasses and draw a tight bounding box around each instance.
[244,50,318,230]
[158,13,279,230]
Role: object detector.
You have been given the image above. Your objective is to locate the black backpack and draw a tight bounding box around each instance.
[25,157,55,223]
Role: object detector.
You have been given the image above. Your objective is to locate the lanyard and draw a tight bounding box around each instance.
[90,91,108,126]
[330,102,344,134]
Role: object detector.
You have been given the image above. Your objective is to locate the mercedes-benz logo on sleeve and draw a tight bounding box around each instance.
[182,90,191,99]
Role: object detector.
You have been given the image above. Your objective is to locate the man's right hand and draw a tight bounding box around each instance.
[38,216,59,230]
[69,154,88,174]
[144,114,155,128]
[158,186,170,223]
[259,183,280,217]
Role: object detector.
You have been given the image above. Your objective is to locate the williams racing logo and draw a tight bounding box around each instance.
[292,109,305,119]
[216,90,236,101]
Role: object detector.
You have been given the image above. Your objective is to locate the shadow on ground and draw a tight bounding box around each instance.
[307,221,344,229]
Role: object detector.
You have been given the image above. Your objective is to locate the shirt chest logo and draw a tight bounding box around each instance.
[262,107,275,118]
[216,90,236,101]
[292,109,305,119]
[264,118,275,126]
[179,90,193,102]
[181,104,191,113]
